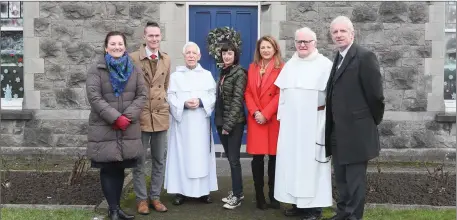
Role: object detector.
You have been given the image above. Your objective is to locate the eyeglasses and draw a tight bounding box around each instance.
[295,40,314,45]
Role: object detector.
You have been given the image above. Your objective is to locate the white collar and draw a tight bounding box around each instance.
[145,46,159,60]
[339,41,353,58]
[176,63,204,72]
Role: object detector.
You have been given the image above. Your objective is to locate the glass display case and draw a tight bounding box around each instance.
[0,1,23,109]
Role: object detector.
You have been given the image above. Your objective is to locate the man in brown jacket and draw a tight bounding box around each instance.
[129,21,171,215]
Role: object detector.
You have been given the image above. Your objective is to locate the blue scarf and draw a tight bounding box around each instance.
[105,52,134,97]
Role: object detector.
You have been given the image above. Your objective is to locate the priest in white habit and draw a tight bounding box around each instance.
[164,42,218,206]
[274,27,333,220]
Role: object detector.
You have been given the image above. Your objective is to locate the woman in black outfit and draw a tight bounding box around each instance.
[214,42,248,210]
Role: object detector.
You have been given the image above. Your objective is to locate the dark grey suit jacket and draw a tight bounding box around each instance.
[325,43,385,165]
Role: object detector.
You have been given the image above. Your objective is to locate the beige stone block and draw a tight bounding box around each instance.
[23,90,40,110]
[159,41,171,55]
[425,22,445,41]
[424,58,445,76]
[432,40,445,59]
[270,21,281,40]
[23,72,34,91]
[383,111,437,121]
[430,74,445,99]
[260,21,272,37]
[34,110,90,120]
[271,5,286,22]
[428,4,445,23]
[160,3,176,23]
[261,5,272,22]
[427,92,445,112]
[23,37,40,58]
[23,18,34,38]
[23,2,40,19]
[24,58,44,74]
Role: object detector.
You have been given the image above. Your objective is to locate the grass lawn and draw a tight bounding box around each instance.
[117,176,456,220]
[1,208,98,220]
[1,176,455,220]
[1,207,454,220]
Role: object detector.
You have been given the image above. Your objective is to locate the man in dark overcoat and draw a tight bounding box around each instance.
[324,16,385,220]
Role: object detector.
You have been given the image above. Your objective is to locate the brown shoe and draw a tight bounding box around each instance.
[150,199,168,212]
[137,200,150,215]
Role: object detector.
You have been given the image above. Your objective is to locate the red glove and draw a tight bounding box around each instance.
[112,124,120,130]
[114,115,131,131]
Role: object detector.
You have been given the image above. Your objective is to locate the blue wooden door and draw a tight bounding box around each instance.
[189,5,258,145]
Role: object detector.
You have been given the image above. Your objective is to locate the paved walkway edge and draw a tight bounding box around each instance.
[365,203,456,210]
[1,204,96,210]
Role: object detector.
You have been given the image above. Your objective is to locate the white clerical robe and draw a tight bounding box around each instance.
[164,64,218,198]
[274,50,333,208]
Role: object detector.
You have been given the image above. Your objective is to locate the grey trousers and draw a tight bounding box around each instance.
[132,131,168,201]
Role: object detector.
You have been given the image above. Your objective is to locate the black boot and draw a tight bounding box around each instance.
[252,156,268,210]
[268,155,280,209]
[117,207,134,219]
[108,209,120,220]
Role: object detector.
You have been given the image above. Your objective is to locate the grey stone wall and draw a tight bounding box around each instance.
[1,2,163,156]
[36,2,161,110]
[0,1,454,162]
[279,1,455,161]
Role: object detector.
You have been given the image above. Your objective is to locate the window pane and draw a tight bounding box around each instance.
[0,2,8,18]
[444,33,456,100]
[0,30,23,100]
[8,2,20,18]
[446,2,456,26]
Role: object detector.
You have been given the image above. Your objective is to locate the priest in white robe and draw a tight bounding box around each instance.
[164,42,218,206]
[274,27,333,220]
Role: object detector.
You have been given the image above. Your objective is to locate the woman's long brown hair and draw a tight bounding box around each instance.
[252,35,283,68]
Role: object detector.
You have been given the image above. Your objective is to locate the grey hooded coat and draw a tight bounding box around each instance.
[86,56,147,163]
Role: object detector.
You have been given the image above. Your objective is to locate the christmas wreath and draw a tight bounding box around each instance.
[206,26,242,68]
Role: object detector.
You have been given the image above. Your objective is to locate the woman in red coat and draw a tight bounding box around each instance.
[244,35,284,210]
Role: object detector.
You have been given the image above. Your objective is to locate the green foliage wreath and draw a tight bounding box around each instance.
[206,26,242,68]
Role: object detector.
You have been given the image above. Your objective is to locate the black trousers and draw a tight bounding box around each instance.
[217,123,244,197]
[331,128,368,220]
[100,167,125,210]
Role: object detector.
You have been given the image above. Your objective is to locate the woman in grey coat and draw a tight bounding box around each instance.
[86,31,147,220]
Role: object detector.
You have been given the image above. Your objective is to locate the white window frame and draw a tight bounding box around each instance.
[1,1,24,110]
[444,1,456,114]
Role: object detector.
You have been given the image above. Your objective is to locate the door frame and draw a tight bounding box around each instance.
[185,2,261,43]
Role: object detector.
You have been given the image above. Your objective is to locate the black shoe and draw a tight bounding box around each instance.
[256,201,268,210]
[302,215,322,220]
[118,208,135,220]
[108,210,120,220]
[269,200,280,209]
[284,205,305,216]
[302,212,323,220]
[199,195,213,204]
[172,194,185,205]
[268,190,280,209]
[255,187,268,210]
[322,215,346,220]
